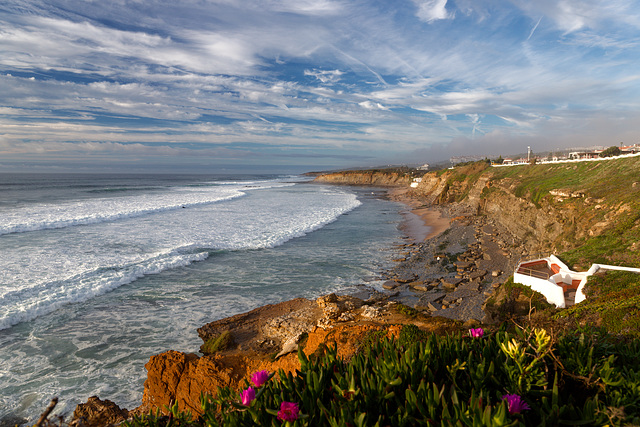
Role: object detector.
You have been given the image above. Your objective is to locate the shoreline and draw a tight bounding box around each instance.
[389,187,450,242]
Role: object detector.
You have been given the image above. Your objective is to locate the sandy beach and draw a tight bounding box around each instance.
[390,188,450,242]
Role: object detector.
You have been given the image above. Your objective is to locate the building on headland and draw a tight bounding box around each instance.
[621,144,640,154]
[514,255,640,308]
[493,144,640,168]
[568,150,602,160]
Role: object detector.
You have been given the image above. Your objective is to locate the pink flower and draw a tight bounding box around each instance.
[251,369,270,387]
[469,328,484,338]
[502,394,531,414]
[277,401,299,422]
[240,387,256,406]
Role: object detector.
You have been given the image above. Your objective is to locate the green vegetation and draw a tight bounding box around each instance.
[394,303,421,318]
[600,146,622,158]
[484,278,555,323]
[202,331,233,355]
[556,271,640,336]
[126,326,640,426]
[358,329,387,353]
[397,323,429,347]
[490,155,640,206]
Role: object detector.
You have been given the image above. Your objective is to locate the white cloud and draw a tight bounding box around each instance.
[2,0,640,170]
[412,0,452,22]
[268,0,344,15]
[304,69,344,84]
[358,101,389,110]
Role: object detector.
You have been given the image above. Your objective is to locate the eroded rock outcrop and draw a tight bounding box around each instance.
[136,292,461,416]
[73,396,129,427]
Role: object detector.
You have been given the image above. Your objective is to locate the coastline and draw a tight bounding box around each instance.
[388,187,450,242]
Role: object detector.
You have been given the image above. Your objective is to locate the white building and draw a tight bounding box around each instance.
[514,255,640,308]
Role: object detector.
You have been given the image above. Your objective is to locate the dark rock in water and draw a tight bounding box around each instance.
[0,414,28,427]
[395,274,418,284]
[73,396,129,427]
[382,280,400,290]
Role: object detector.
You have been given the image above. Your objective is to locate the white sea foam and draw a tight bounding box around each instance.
[0,181,361,330]
[0,252,209,330]
[0,187,245,236]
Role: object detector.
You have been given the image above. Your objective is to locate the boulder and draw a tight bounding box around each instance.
[427,302,442,312]
[382,280,400,290]
[441,277,462,289]
[73,396,129,427]
[360,305,381,319]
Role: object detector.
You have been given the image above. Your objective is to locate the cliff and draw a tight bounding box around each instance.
[313,170,414,186]
[315,158,640,269]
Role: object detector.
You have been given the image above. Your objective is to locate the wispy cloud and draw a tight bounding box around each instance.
[1,0,639,171]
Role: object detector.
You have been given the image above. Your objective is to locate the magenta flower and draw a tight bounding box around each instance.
[251,369,270,387]
[502,394,531,414]
[277,401,300,422]
[240,387,256,406]
[469,328,484,338]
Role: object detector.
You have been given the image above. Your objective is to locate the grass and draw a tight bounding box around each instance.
[202,331,233,354]
[358,329,387,353]
[490,156,640,206]
[395,303,420,318]
[556,271,640,337]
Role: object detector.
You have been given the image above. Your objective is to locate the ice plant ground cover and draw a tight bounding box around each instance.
[126,325,640,426]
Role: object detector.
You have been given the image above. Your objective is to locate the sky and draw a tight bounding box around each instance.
[1,0,640,174]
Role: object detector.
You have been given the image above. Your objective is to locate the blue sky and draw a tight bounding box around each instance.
[1,0,640,173]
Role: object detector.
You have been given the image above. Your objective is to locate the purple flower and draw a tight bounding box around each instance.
[277,401,300,422]
[469,328,484,338]
[502,394,531,414]
[251,369,270,388]
[240,387,255,406]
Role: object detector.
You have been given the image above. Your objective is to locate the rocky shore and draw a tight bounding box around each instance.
[70,183,526,426]
[384,202,521,323]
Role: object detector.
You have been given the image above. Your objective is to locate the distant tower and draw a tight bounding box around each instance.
[527,146,531,162]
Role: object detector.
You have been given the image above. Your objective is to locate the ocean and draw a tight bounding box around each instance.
[0,173,409,423]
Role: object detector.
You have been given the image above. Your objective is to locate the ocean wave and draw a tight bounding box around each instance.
[0,251,209,330]
[0,188,246,236]
[0,183,362,329]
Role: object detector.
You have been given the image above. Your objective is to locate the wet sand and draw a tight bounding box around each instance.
[391,188,450,242]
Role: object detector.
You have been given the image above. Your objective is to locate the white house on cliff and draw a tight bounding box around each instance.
[514,255,640,308]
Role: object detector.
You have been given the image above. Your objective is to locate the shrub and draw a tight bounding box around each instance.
[201,331,233,355]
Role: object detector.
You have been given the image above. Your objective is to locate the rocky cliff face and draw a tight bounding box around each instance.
[313,171,413,186]
[315,162,636,263]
